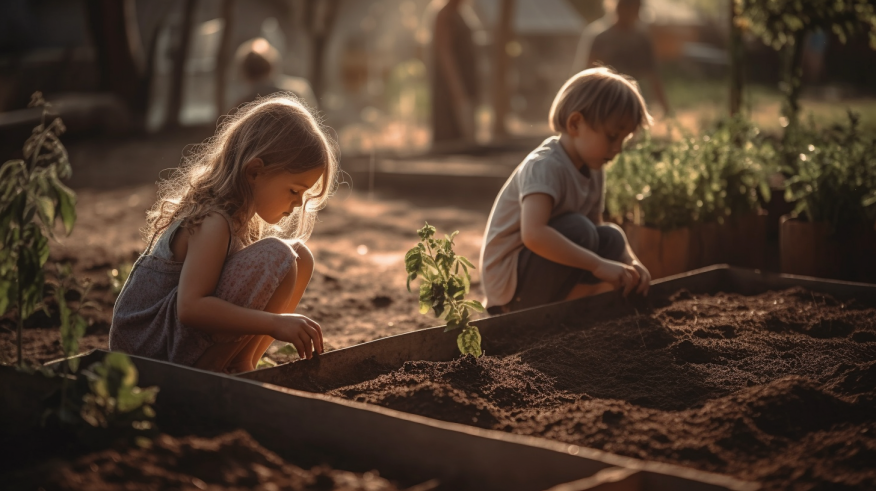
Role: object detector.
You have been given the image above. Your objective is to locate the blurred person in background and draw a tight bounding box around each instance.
[233,37,318,111]
[571,0,671,117]
[431,0,478,149]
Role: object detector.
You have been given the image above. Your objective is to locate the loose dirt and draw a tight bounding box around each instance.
[5,429,410,491]
[326,288,876,490]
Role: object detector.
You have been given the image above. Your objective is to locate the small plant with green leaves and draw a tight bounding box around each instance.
[0,92,77,367]
[784,111,876,230]
[405,223,485,357]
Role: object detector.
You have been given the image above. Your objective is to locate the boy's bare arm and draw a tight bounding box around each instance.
[522,193,641,295]
[521,193,604,271]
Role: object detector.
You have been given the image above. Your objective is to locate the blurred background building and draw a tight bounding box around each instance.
[2,0,876,155]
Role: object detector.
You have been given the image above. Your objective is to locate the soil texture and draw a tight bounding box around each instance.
[328,288,876,490]
[6,429,413,491]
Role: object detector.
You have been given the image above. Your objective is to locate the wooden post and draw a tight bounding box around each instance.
[166,0,198,128]
[215,0,235,116]
[728,0,743,116]
[491,0,515,140]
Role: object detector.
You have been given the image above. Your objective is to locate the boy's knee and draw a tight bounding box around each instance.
[550,213,599,251]
[598,223,628,260]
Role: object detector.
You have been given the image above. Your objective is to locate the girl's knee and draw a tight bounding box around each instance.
[291,241,314,279]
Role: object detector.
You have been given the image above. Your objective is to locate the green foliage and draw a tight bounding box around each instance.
[52,264,98,374]
[783,111,876,228]
[405,223,484,357]
[606,117,777,231]
[737,0,876,129]
[736,0,876,50]
[0,92,77,366]
[77,353,159,430]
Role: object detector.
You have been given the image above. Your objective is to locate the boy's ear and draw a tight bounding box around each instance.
[244,158,265,182]
[565,112,585,136]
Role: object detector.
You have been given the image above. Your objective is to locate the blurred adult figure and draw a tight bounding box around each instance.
[232,37,318,111]
[571,0,670,116]
[431,0,478,148]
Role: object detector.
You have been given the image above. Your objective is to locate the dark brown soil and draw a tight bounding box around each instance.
[328,288,876,490]
[5,429,408,491]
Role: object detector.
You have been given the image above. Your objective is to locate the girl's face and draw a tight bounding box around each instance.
[247,161,325,224]
[563,114,635,171]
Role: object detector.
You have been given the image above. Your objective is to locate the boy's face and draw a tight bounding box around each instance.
[568,115,636,171]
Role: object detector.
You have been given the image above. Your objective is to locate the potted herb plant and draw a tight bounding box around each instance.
[781,112,876,281]
[606,117,776,278]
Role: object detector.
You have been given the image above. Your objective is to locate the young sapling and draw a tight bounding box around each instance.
[405,223,485,357]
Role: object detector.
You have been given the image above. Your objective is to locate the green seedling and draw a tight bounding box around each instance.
[405,223,485,357]
[78,352,159,430]
[0,92,77,367]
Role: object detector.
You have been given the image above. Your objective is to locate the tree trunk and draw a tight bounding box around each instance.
[728,0,744,116]
[215,0,235,116]
[491,0,515,140]
[166,0,198,128]
[84,0,148,118]
[781,32,807,133]
[308,0,341,104]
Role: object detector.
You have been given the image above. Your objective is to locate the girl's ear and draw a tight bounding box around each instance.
[244,158,265,183]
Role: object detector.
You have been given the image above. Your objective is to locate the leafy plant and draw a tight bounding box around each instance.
[606,117,776,231]
[78,352,159,430]
[736,0,876,130]
[784,111,876,229]
[405,223,484,357]
[0,92,77,366]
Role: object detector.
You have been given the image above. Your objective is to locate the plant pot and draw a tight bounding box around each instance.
[780,215,876,282]
[623,223,694,279]
[625,213,770,280]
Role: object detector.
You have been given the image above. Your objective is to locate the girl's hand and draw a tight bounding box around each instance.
[593,259,640,297]
[632,261,651,296]
[269,313,324,359]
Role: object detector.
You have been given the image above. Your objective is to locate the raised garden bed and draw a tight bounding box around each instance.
[241,266,876,490]
[1,351,748,491]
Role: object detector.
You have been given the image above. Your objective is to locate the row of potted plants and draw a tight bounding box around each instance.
[605,113,876,283]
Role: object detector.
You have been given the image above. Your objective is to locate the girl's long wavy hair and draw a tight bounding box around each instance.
[145,93,339,245]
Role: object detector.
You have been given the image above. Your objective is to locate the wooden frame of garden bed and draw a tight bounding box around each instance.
[241,265,876,391]
[13,350,756,491]
[237,265,876,490]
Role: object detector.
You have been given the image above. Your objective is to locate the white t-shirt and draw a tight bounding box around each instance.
[478,136,605,307]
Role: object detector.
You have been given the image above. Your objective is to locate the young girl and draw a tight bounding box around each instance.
[109,94,338,373]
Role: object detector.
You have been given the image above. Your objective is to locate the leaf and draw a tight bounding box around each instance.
[406,272,417,292]
[458,256,476,269]
[51,178,76,234]
[462,299,485,312]
[0,278,11,315]
[404,247,423,275]
[417,222,436,240]
[457,325,483,358]
[276,343,299,357]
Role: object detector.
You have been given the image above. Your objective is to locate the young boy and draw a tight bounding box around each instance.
[479,67,653,314]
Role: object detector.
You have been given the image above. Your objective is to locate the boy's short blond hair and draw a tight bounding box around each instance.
[549,67,653,133]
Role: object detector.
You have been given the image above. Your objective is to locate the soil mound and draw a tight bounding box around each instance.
[329,288,876,490]
[7,430,405,490]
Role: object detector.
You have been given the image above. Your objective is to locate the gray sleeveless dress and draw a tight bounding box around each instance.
[109,215,299,367]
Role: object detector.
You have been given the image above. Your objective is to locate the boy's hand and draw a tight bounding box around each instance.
[269,313,324,359]
[632,261,651,296]
[593,259,640,297]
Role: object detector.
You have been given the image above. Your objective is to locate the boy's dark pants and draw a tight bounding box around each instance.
[489,213,628,314]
